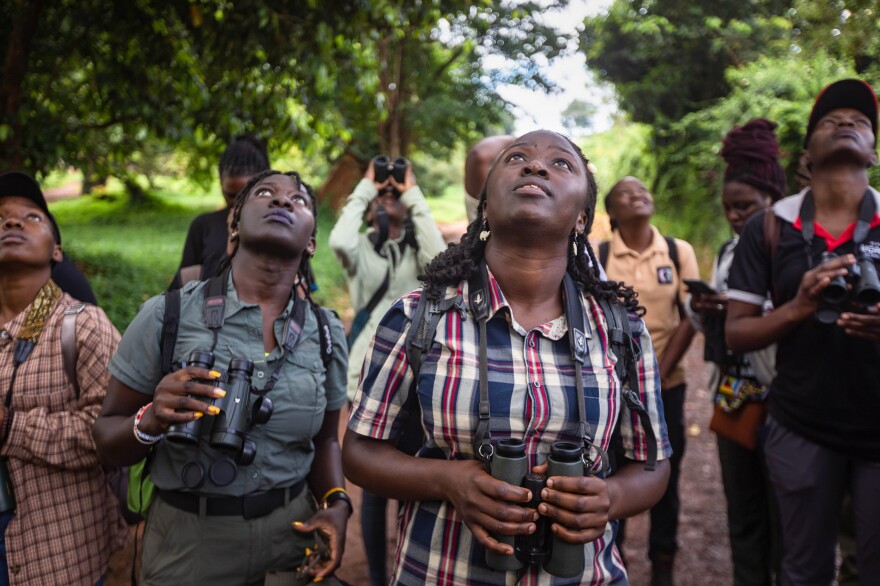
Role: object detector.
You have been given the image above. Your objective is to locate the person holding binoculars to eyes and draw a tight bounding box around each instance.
[93,171,350,586]
[343,130,671,585]
[329,155,444,586]
[726,79,880,585]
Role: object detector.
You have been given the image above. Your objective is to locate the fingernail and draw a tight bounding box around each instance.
[293,521,304,526]
[305,548,312,556]
[528,524,536,534]
[314,578,323,583]
[209,370,222,378]
[538,504,547,515]
[214,389,226,398]
[208,406,221,415]
[193,412,203,420]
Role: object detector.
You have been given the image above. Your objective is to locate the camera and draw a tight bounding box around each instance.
[816,251,880,324]
[372,155,408,196]
[485,439,585,577]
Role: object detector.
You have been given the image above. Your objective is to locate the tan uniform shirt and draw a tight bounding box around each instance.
[603,225,700,388]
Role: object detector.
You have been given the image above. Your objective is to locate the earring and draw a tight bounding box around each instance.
[230,230,239,240]
[572,238,578,256]
[479,220,491,242]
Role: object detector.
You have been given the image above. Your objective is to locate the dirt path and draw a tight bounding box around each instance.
[107,320,730,586]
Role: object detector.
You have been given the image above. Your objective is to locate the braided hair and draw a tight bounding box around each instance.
[225,170,321,301]
[219,133,271,178]
[720,118,787,201]
[420,132,641,314]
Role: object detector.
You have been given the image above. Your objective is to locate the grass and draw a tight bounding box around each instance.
[47,176,468,331]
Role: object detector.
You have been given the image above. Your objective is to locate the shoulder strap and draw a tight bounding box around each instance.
[160,288,181,376]
[665,236,680,275]
[61,303,86,398]
[598,298,658,472]
[310,301,335,370]
[763,209,781,306]
[404,290,464,383]
[364,271,391,317]
[599,241,610,269]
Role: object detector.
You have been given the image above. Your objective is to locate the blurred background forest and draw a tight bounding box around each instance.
[3,0,880,328]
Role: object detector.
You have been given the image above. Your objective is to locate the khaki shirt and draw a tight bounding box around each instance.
[109,273,348,496]
[603,225,700,388]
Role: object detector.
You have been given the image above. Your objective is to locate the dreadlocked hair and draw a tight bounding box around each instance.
[219,133,270,177]
[720,118,787,202]
[420,133,642,314]
[222,170,321,302]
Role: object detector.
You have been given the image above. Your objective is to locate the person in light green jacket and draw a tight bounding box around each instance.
[329,157,444,586]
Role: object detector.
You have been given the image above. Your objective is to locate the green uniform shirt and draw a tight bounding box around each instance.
[109,272,348,496]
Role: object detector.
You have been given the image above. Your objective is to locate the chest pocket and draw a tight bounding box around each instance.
[262,345,327,444]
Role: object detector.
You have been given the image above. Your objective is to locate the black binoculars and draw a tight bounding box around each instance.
[816,251,880,324]
[373,155,408,194]
[166,351,273,469]
[485,439,586,578]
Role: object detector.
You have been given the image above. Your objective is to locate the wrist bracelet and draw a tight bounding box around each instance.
[322,487,353,517]
[133,402,163,445]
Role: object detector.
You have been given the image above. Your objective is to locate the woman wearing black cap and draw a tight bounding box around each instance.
[726,80,880,584]
[687,118,785,586]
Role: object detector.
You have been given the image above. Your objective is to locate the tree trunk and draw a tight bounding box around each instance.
[0,0,45,170]
[319,150,366,210]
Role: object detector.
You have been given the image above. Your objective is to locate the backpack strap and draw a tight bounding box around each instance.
[599,241,610,270]
[598,298,658,472]
[404,290,464,381]
[763,209,781,306]
[160,288,181,376]
[61,303,86,398]
[663,236,686,317]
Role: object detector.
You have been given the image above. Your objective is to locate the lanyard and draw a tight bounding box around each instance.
[799,188,875,268]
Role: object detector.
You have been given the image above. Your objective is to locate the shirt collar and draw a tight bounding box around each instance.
[224,269,296,320]
[609,224,665,257]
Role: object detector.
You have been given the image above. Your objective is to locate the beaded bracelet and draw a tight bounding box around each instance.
[133,402,163,445]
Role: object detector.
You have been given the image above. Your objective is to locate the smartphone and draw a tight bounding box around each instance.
[684,279,718,296]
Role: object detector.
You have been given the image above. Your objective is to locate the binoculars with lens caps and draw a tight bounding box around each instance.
[816,251,880,324]
[485,438,586,578]
[167,351,273,468]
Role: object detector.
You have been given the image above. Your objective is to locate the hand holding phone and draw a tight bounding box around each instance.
[684,279,718,296]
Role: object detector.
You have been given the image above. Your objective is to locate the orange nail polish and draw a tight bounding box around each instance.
[293,521,303,527]
[208,406,220,415]
[209,370,221,378]
[214,389,226,398]
[193,412,203,420]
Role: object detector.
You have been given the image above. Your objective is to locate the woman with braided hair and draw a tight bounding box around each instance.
[685,118,786,586]
[95,171,349,585]
[344,130,671,585]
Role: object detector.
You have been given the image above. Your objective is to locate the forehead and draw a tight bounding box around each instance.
[722,181,767,202]
[0,195,43,212]
[613,178,646,193]
[504,131,578,156]
[819,107,870,122]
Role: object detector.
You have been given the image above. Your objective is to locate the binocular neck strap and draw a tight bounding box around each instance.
[252,291,308,397]
[468,263,597,472]
[799,189,876,268]
[373,207,390,255]
[203,268,230,352]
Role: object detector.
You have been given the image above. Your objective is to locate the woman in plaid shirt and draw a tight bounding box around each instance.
[344,130,672,585]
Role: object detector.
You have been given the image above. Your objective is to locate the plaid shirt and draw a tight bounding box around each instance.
[349,271,671,586]
[0,293,128,585]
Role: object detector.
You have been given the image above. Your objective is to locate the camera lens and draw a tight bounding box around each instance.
[819,251,849,304]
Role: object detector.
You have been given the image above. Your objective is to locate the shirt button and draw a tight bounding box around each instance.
[528,339,536,348]
[256,371,265,379]
[533,381,541,388]
[252,472,259,479]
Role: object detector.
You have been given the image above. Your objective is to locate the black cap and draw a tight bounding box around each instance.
[0,171,61,244]
[804,78,878,148]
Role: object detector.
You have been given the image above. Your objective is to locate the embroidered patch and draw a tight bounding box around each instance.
[657,266,674,284]
[860,241,880,260]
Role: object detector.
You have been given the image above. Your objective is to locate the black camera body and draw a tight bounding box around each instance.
[373,155,408,196]
[817,251,880,324]
[485,439,586,577]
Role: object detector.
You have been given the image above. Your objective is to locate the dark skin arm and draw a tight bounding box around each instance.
[658,317,696,392]
[535,459,670,544]
[293,409,349,581]
[726,254,854,353]
[92,368,222,466]
[342,430,537,556]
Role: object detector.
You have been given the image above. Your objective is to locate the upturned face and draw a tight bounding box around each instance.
[808,107,877,168]
[484,130,588,237]
[721,181,770,235]
[607,177,654,226]
[235,174,315,259]
[0,196,62,269]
